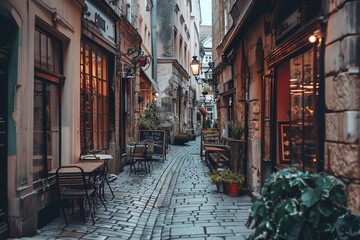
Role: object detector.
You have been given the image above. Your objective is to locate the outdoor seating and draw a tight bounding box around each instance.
[80,152,115,201]
[55,166,97,227]
[129,141,150,174]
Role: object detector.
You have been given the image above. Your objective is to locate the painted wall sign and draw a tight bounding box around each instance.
[84,0,115,44]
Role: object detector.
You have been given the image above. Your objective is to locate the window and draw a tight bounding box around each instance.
[80,41,109,153]
[33,28,63,182]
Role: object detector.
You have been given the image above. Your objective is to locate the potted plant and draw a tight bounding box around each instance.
[228,120,244,140]
[201,86,211,95]
[246,167,360,239]
[210,171,226,193]
[137,102,164,130]
[221,169,245,197]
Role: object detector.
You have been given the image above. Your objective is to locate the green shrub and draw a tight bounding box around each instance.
[246,168,360,240]
[173,132,191,145]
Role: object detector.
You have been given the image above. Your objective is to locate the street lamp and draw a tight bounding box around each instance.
[190,56,201,76]
[190,55,215,86]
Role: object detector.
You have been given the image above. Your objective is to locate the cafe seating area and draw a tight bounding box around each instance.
[50,151,116,228]
[50,132,166,228]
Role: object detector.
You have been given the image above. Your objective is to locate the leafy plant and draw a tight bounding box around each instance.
[220,169,245,184]
[246,167,360,240]
[228,121,244,140]
[137,102,164,129]
[210,171,222,184]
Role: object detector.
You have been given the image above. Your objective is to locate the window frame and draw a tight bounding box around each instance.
[80,41,110,154]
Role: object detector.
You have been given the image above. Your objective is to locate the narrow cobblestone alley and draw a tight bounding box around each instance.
[19,138,253,240]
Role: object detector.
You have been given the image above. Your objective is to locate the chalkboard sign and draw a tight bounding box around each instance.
[279,122,290,162]
[139,130,167,159]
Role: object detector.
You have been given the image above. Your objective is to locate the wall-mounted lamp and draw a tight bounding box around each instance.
[124,65,136,79]
[309,30,321,44]
[126,47,151,75]
[190,55,215,86]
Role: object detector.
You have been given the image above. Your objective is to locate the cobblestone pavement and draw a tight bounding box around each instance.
[19,138,254,240]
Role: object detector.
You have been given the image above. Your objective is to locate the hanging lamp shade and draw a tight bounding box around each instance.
[190,56,200,76]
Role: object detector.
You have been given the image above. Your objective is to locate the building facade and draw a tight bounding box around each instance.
[212,0,360,214]
[0,0,85,237]
[0,0,159,237]
[156,0,201,140]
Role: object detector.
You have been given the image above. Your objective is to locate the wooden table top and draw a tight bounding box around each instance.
[49,162,104,174]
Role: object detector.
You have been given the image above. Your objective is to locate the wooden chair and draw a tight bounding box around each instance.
[55,166,96,227]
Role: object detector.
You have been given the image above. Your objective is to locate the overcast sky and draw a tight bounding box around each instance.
[200,0,212,25]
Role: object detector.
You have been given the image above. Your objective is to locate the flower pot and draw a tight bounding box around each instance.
[215,181,226,193]
[225,182,241,197]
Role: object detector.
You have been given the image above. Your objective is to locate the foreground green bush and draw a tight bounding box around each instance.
[246,168,360,240]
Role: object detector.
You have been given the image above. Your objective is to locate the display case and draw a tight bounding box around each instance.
[289,48,319,172]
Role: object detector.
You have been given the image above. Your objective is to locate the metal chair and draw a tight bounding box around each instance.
[81,150,115,199]
[129,141,150,173]
[79,155,109,209]
[55,166,96,227]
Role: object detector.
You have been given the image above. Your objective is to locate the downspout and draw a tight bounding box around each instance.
[151,0,157,84]
[242,40,249,186]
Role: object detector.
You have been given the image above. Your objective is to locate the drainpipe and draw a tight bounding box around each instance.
[151,1,157,85]
[242,40,249,186]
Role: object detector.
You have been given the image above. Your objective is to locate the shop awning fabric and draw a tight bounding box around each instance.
[199,107,208,116]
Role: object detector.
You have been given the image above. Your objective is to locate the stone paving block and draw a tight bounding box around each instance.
[171,226,205,235]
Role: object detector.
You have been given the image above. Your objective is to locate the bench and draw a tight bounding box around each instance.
[203,136,246,174]
[205,144,231,172]
[200,128,221,159]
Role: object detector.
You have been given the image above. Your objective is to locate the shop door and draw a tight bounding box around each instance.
[0,49,8,238]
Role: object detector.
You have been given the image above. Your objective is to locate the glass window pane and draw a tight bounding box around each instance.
[97,55,102,78]
[47,38,53,71]
[34,30,40,67]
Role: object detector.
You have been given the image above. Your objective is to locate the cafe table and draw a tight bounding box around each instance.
[49,162,104,175]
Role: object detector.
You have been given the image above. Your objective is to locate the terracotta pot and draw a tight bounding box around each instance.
[225,182,241,197]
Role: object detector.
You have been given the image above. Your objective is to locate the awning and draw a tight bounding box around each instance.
[199,107,208,116]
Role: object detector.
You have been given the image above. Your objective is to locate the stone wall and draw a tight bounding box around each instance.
[324,0,360,214]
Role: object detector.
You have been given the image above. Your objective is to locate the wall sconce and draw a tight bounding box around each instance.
[127,47,151,75]
[190,55,215,86]
[309,30,321,44]
[124,65,136,79]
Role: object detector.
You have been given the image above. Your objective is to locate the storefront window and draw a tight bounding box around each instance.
[80,42,109,153]
[289,48,319,172]
[33,28,62,182]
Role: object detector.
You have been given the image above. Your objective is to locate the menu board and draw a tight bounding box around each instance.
[139,130,167,159]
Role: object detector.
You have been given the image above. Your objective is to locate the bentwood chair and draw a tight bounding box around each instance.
[55,166,96,227]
